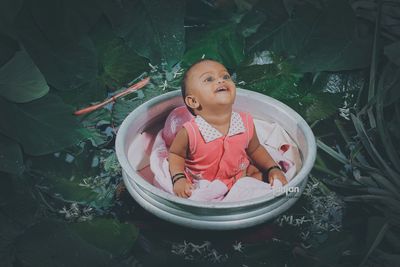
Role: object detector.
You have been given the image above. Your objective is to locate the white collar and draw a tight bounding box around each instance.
[194,112,246,143]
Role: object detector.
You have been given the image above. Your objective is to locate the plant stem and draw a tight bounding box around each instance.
[313,164,343,179]
[366,0,383,128]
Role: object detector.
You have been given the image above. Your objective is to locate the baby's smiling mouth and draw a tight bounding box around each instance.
[215,86,229,93]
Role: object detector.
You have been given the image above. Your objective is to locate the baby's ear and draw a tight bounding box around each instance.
[185,95,200,109]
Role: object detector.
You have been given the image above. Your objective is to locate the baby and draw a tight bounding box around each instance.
[168,59,288,198]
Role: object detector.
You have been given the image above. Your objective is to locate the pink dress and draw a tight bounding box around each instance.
[182,111,254,189]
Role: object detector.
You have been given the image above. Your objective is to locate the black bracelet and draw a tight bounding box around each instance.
[171,172,185,181]
[171,173,186,185]
[172,176,186,185]
[262,165,281,182]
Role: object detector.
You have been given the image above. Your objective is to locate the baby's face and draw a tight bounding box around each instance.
[185,60,236,111]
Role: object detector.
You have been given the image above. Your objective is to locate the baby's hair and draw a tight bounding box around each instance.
[181,58,220,116]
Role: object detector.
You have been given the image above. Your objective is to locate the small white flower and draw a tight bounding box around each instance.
[233,241,244,252]
[173,69,183,78]
[148,63,158,71]
[159,80,168,90]
[329,224,341,232]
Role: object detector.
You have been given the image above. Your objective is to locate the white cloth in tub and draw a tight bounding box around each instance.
[150,107,301,202]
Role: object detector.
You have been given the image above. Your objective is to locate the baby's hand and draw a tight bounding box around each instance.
[173,179,193,198]
[268,168,288,186]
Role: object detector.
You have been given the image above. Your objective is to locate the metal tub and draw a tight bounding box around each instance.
[115,89,316,230]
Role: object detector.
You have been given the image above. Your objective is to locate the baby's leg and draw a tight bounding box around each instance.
[246,164,263,181]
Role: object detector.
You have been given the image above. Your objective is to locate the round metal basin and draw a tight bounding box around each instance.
[115,89,316,230]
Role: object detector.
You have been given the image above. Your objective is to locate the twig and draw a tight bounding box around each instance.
[74,77,150,116]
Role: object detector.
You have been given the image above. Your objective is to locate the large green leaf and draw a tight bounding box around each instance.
[15,2,98,91]
[103,0,185,69]
[239,0,287,41]
[0,50,49,103]
[29,147,117,208]
[185,0,237,25]
[0,33,18,67]
[236,63,300,98]
[0,212,20,267]
[112,83,165,127]
[384,41,400,66]
[237,63,342,122]
[79,109,113,147]
[300,91,342,122]
[246,0,373,72]
[69,218,138,255]
[0,94,87,156]
[182,24,245,69]
[360,217,389,266]
[29,0,101,47]
[29,151,101,204]
[0,134,24,175]
[55,78,107,107]
[101,38,149,89]
[313,232,355,265]
[0,173,15,205]
[15,220,120,267]
[0,0,23,37]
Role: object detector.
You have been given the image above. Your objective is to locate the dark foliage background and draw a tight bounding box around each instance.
[0,0,399,266]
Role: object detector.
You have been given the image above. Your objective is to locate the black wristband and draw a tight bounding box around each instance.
[171,172,185,181]
[172,176,186,185]
[262,165,281,182]
[171,173,186,185]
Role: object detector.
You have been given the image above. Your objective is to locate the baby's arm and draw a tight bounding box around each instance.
[168,128,193,198]
[246,125,288,185]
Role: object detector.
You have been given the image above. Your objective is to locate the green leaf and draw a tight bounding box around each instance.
[313,232,355,265]
[0,174,40,267]
[302,92,342,122]
[29,147,118,208]
[239,0,287,41]
[0,134,24,175]
[29,0,101,46]
[69,218,138,255]
[317,139,348,165]
[384,41,400,66]
[104,0,185,69]
[79,109,113,147]
[247,0,373,72]
[101,38,149,89]
[112,84,165,127]
[0,33,18,67]
[55,78,107,107]
[236,63,300,98]
[0,50,49,103]
[375,63,400,173]
[237,62,341,121]
[360,217,389,266]
[15,220,118,267]
[15,2,98,91]
[0,178,39,227]
[237,6,266,38]
[29,151,102,205]
[351,114,400,186]
[0,213,18,267]
[182,24,245,69]
[0,173,15,205]
[0,94,87,156]
[185,0,236,25]
[0,0,23,37]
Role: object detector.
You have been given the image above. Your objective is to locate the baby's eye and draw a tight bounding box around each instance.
[204,76,214,82]
[223,74,231,80]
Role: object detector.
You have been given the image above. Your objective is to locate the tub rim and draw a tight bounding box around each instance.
[115,89,316,209]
